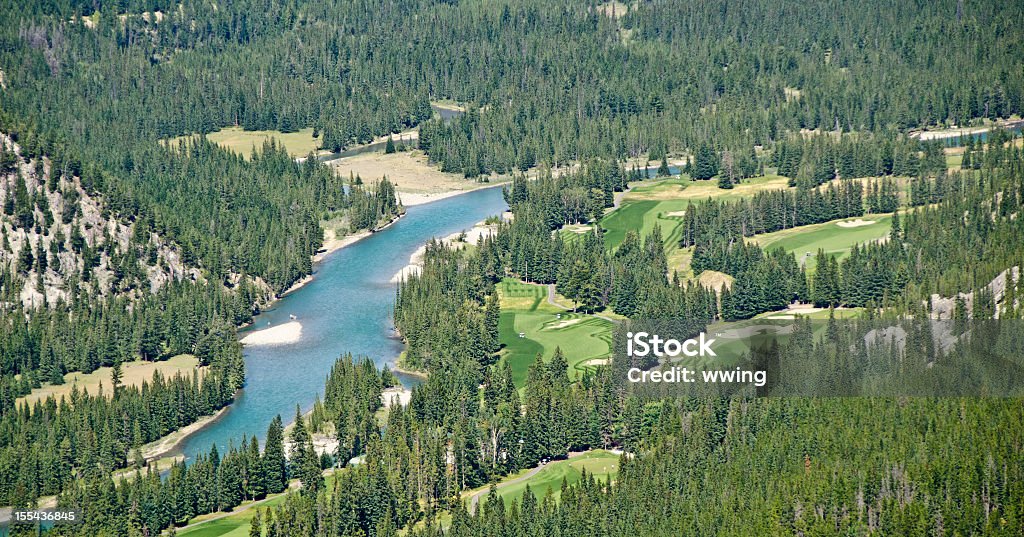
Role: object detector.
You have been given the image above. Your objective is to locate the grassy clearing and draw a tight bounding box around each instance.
[496,279,613,386]
[17,354,200,407]
[165,127,322,159]
[752,215,892,272]
[595,1,628,19]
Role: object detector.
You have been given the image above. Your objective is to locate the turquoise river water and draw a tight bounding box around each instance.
[178,185,508,460]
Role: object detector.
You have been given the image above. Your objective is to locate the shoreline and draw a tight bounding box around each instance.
[910,118,1024,141]
[389,359,429,380]
[399,180,506,206]
[279,212,406,298]
[141,404,232,463]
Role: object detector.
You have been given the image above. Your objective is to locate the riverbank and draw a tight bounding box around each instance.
[332,149,509,207]
[389,219,499,283]
[278,212,405,301]
[141,405,232,462]
[910,117,1024,142]
[240,321,302,346]
[389,359,429,380]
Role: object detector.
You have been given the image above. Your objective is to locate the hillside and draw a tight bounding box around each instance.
[1,132,206,309]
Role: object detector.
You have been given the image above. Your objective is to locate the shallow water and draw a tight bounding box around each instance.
[179,186,508,459]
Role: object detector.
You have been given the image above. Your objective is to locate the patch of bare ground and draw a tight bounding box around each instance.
[331,150,499,206]
[697,270,734,291]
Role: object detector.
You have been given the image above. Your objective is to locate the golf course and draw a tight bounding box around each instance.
[496,279,614,386]
[752,214,893,272]
[466,449,621,508]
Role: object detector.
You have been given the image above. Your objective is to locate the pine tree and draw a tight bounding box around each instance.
[249,509,262,537]
[289,405,323,493]
[263,415,287,494]
[657,155,670,177]
[693,144,720,180]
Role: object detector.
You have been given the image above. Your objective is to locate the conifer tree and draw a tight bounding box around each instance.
[263,415,287,494]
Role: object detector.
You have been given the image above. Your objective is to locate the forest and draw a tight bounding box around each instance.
[0,0,1022,535]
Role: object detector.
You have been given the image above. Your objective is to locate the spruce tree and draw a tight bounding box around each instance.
[263,415,287,494]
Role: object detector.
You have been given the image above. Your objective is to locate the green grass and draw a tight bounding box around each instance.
[753,215,892,272]
[472,450,620,508]
[176,493,289,537]
[600,175,791,256]
[496,279,614,386]
[178,473,340,536]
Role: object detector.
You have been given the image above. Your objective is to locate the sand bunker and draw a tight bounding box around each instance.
[548,318,583,330]
[664,210,687,217]
[582,358,611,367]
[836,219,876,228]
[240,321,302,345]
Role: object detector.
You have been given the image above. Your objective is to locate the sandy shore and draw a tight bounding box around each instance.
[240,321,302,346]
[399,184,501,206]
[331,150,509,207]
[141,405,231,461]
[381,386,412,408]
[910,118,1024,141]
[390,220,498,283]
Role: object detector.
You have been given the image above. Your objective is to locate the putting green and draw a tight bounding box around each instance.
[496,279,613,386]
[753,215,892,272]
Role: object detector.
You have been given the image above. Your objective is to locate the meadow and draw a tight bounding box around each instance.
[16,354,200,406]
[496,279,614,385]
[165,127,322,159]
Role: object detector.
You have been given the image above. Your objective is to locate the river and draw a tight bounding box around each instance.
[179,185,508,460]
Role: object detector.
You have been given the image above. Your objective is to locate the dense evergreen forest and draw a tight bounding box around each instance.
[0,0,1022,534]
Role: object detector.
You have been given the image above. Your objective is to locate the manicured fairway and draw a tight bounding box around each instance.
[600,199,690,251]
[496,279,614,385]
[177,490,290,537]
[178,472,340,537]
[601,175,790,252]
[623,174,788,203]
[753,215,892,272]
[471,450,620,508]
